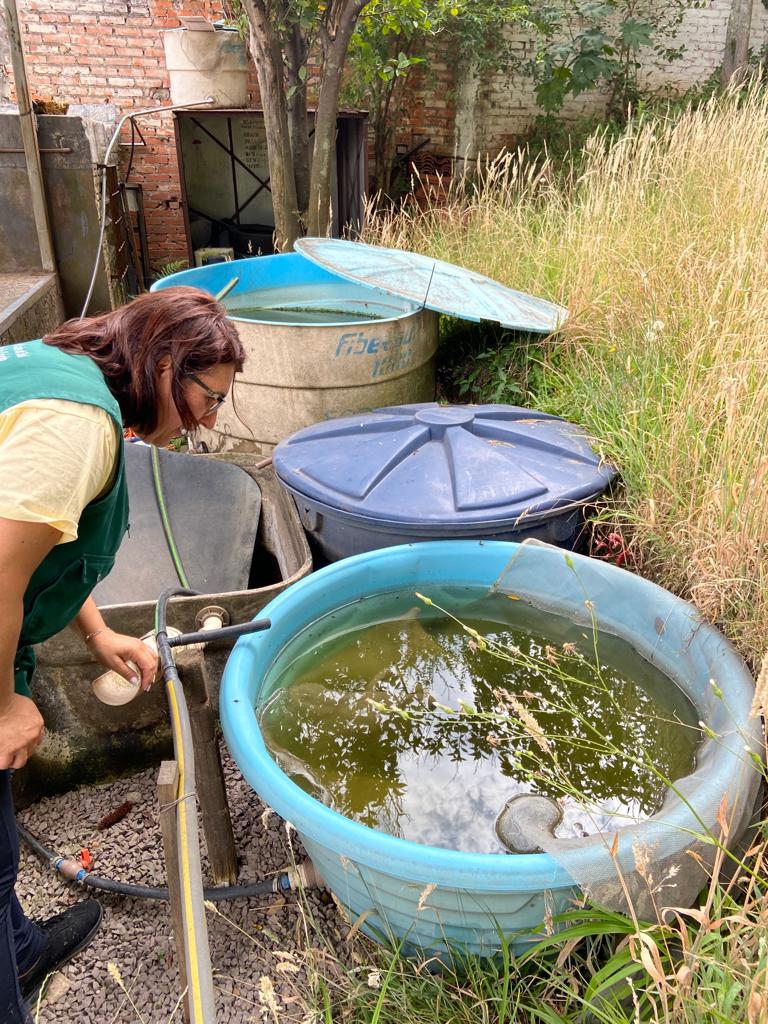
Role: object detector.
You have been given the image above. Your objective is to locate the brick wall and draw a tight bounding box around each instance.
[2,1,767,270]
[644,0,768,90]
[0,13,11,104]
[8,0,255,267]
[401,57,457,155]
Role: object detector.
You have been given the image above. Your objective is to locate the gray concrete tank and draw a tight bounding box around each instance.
[15,449,312,806]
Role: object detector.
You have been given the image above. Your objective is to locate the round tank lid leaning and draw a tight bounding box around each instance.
[294,238,568,334]
[273,403,617,527]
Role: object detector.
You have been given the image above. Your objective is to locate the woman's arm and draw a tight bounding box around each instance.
[0,518,56,769]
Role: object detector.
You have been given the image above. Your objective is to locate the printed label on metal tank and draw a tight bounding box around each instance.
[334,326,415,378]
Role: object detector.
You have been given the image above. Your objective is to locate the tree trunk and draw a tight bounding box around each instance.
[285,21,311,222]
[721,0,754,87]
[370,69,397,197]
[242,0,301,250]
[373,79,408,199]
[371,100,394,198]
[366,35,421,201]
[306,1,365,237]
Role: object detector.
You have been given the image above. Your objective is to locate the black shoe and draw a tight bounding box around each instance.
[19,899,103,1007]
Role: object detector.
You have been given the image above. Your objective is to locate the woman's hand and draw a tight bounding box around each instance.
[88,630,158,691]
[0,694,45,769]
[0,518,60,770]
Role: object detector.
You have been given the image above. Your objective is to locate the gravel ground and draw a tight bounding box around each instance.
[16,744,358,1023]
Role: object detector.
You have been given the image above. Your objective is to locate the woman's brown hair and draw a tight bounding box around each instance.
[43,287,245,434]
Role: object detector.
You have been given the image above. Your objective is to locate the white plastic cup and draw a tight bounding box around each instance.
[91,627,181,706]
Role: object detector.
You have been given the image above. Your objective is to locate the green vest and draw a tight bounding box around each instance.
[0,340,129,696]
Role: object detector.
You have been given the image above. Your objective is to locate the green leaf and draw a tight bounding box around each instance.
[620,17,654,50]
[581,1,616,16]
[584,945,646,1002]
[570,52,612,92]
[535,66,571,113]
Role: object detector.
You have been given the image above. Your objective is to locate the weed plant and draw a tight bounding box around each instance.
[363,86,768,670]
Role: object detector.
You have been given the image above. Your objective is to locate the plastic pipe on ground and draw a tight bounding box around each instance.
[17,823,323,902]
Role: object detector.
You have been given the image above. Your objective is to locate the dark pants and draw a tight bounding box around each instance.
[0,771,45,1023]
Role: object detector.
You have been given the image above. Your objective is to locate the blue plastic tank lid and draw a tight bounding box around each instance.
[294,238,568,335]
[273,404,617,527]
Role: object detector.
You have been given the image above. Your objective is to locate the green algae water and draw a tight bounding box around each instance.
[230,306,381,325]
[257,587,701,854]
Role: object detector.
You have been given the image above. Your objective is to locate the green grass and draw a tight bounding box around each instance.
[363,88,768,671]
[293,863,768,1024]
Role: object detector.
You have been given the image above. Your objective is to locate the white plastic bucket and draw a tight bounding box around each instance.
[162,28,248,109]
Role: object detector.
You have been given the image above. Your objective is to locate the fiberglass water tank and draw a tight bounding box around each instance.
[220,540,761,958]
[152,252,438,453]
[151,239,567,454]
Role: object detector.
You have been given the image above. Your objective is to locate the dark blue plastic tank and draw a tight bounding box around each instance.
[273,403,617,562]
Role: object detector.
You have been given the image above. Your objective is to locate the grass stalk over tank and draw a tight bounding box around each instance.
[290,826,768,1024]
[362,87,768,669]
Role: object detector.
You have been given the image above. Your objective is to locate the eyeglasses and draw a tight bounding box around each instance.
[186,372,227,416]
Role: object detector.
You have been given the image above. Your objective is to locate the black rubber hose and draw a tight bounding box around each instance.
[18,824,286,902]
[168,617,271,649]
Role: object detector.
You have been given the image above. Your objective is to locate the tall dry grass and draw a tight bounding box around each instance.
[363,90,768,665]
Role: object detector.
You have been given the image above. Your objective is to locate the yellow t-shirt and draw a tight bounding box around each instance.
[0,399,119,544]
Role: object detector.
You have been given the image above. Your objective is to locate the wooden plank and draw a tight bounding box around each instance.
[157,760,190,1024]
[176,649,238,885]
[2,0,56,271]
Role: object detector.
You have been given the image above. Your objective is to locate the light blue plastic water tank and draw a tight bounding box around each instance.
[220,540,759,957]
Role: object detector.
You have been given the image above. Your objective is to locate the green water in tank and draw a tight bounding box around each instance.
[229,306,382,324]
[257,587,701,854]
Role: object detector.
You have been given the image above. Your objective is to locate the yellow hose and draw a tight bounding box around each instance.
[156,587,216,1021]
[166,677,208,1014]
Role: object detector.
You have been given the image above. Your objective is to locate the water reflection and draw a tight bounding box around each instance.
[258,590,700,854]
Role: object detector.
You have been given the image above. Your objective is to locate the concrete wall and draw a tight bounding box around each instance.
[0,274,65,344]
[0,108,119,315]
[0,111,44,272]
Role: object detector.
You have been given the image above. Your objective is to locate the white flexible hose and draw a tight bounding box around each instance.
[79,97,215,319]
